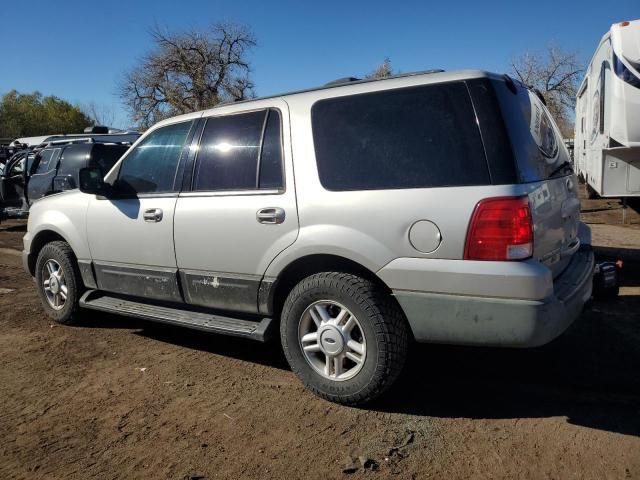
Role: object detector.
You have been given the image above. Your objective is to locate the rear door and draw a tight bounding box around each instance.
[492,79,581,277]
[174,102,298,313]
[26,148,61,202]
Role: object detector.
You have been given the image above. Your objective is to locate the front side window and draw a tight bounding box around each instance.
[311,82,489,191]
[194,109,284,191]
[117,121,193,194]
[9,157,25,176]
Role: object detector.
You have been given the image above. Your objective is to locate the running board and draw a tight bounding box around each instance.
[79,290,275,342]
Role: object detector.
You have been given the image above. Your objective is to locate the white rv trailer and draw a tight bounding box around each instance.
[575,19,640,197]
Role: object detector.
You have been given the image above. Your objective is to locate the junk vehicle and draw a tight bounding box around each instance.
[23,70,594,405]
[1,133,138,219]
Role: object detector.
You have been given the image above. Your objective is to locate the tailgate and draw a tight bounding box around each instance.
[491,77,581,277]
[529,176,581,277]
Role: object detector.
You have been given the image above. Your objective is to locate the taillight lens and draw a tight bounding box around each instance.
[464,196,533,261]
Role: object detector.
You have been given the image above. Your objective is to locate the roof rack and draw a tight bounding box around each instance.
[222,69,446,107]
[43,137,95,146]
[40,138,134,148]
[324,70,445,88]
[324,77,362,86]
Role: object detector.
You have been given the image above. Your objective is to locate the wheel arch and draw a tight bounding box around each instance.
[26,229,73,276]
[264,253,393,319]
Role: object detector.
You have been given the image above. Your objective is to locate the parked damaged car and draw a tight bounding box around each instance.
[0,134,138,219]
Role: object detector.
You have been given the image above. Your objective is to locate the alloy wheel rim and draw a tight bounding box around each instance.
[298,300,366,381]
[42,259,67,310]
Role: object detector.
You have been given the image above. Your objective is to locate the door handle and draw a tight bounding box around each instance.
[143,208,163,222]
[256,207,285,224]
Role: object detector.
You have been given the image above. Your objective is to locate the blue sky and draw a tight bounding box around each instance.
[1,0,637,128]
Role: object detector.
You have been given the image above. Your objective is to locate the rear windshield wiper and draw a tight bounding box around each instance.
[548,160,573,178]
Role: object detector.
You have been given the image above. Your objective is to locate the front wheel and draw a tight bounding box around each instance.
[35,241,83,324]
[280,272,409,405]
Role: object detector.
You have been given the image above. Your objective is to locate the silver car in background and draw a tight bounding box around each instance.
[23,70,594,405]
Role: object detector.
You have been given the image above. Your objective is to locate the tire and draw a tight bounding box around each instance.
[280,272,409,405]
[35,241,83,325]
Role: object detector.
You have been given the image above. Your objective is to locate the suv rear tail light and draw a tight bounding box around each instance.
[464,196,533,261]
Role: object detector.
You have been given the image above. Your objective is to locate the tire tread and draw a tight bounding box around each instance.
[281,272,408,405]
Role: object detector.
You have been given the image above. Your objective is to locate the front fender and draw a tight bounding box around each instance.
[25,191,91,260]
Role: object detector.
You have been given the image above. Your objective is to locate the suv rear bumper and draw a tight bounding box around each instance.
[382,246,594,348]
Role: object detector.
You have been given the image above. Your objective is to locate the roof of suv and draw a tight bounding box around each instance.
[152,69,505,130]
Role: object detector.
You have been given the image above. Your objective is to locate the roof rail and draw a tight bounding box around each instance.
[43,137,95,147]
[220,69,447,107]
[323,70,444,88]
[324,77,362,86]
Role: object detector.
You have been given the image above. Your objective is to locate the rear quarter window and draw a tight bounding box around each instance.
[491,80,572,182]
[311,82,490,191]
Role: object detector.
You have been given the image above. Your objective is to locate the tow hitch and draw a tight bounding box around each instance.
[593,260,622,299]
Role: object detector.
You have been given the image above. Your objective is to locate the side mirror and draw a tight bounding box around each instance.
[78,167,105,195]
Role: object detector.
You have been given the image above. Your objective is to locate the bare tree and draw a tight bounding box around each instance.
[81,102,117,127]
[366,57,394,79]
[120,22,256,128]
[511,45,583,136]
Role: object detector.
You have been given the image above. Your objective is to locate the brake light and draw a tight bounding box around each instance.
[464,196,533,261]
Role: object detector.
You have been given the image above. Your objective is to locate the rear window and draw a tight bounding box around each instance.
[491,80,571,182]
[90,144,129,174]
[311,82,490,191]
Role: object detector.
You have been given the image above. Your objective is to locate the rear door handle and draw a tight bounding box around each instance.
[256,207,285,224]
[143,208,163,222]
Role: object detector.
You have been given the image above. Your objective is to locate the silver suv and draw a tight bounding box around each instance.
[23,70,594,405]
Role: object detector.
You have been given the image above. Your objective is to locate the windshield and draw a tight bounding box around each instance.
[491,79,572,182]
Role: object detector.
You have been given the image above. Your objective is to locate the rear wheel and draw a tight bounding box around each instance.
[35,241,83,324]
[280,272,409,405]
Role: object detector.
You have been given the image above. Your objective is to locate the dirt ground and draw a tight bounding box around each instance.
[1,188,639,480]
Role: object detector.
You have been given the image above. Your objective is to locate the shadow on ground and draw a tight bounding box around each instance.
[77,311,290,371]
[374,250,640,437]
[72,251,640,438]
[374,297,640,437]
[0,223,27,233]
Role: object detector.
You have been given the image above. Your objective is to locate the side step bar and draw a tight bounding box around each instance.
[79,290,275,342]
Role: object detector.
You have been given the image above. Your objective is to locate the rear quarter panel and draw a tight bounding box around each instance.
[265,92,532,277]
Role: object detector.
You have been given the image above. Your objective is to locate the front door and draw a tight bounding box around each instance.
[174,104,298,313]
[86,119,198,302]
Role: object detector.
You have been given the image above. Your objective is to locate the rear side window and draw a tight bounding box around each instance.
[491,80,571,182]
[194,109,284,191]
[118,121,192,193]
[258,110,284,189]
[91,144,129,174]
[311,82,490,191]
[34,149,56,174]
